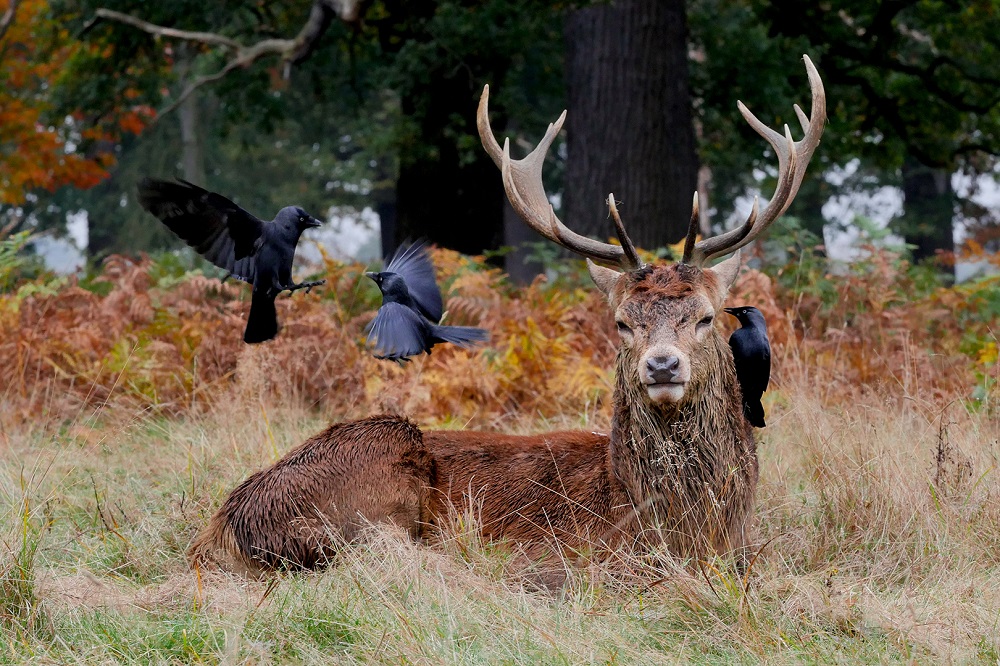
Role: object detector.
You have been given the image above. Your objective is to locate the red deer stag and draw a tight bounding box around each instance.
[189,55,826,578]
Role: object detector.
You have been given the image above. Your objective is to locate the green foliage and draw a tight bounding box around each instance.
[688,0,1000,256]
[0,232,34,291]
[144,249,209,288]
[689,0,815,216]
[747,0,1000,170]
[761,213,948,318]
[33,0,572,259]
[10,0,1000,267]
[948,274,1000,406]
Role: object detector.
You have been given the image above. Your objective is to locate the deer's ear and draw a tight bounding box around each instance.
[587,260,622,298]
[706,250,741,296]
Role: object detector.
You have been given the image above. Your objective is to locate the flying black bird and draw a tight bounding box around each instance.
[365,242,488,362]
[136,178,325,344]
[724,306,771,428]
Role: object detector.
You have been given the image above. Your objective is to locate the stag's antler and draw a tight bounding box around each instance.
[683,55,826,266]
[478,86,642,271]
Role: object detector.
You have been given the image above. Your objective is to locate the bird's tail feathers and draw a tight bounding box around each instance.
[431,324,489,349]
[744,401,766,428]
[244,291,279,344]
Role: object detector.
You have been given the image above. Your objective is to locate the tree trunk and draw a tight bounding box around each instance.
[393,73,505,258]
[564,0,698,250]
[178,46,205,185]
[900,157,955,277]
[178,94,205,185]
[503,199,544,284]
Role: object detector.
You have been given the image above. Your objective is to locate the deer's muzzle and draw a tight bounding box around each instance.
[641,349,690,403]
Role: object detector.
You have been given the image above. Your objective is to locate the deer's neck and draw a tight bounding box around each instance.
[609,333,754,515]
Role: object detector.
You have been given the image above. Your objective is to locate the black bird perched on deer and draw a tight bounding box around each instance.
[366,241,488,363]
[136,178,325,344]
[725,306,771,428]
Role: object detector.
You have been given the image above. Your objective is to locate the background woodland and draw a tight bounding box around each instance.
[3,1,1000,663]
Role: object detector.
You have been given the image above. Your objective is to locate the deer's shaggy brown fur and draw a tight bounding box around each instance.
[189,263,756,577]
[188,415,433,576]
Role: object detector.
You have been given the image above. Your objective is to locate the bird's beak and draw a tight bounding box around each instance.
[365,272,378,281]
[306,216,323,228]
[723,307,738,317]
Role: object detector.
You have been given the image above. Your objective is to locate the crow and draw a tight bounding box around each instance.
[724,306,771,428]
[365,242,488,363]
[136,178,325,344]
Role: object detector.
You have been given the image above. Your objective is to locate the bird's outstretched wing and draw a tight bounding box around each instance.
[366,302,428,361]
[137,178,265,283]
[384,241,444,322]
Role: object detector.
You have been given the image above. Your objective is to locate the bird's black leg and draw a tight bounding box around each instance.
[373,353,411,366]
[283,279,327,295]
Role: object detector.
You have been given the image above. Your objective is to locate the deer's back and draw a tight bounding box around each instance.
[422,429,639,559]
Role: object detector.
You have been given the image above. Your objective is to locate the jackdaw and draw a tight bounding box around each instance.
[725,306,771,428]
[136,178,325,344]
[365,242,488,362]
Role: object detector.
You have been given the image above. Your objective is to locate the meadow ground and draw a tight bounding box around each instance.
[5,367,1000,663]
[2,247,999,663]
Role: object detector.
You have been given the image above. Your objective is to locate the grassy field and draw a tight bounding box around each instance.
[3,370,999,664]
[2,248,999,663]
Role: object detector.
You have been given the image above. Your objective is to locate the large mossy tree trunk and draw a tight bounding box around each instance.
[563,0,698,250]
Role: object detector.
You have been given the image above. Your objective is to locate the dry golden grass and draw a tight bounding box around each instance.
[1,248,999,663]
[3,378,998,663]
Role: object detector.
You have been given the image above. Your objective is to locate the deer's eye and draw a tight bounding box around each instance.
[616,321,632,336]
[696,315,714,330]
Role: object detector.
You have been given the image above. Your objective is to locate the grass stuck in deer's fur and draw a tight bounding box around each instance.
[2,377,998,664]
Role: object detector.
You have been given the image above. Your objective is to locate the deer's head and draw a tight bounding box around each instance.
[479,56,825,404]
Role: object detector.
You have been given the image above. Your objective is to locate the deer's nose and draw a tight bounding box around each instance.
[646,355,681,384]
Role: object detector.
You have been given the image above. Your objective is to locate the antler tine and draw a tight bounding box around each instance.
[686,54,826,266]
[681,192,700,263]
[606,194,642,270]
[478,86,635,268]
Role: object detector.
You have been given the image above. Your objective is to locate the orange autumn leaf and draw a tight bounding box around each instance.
[0,0,152,205]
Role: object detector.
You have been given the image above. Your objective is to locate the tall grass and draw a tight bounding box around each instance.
[4,387,997,662]
[1,470,52,646]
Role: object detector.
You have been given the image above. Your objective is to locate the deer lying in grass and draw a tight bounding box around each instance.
[189,56,826,578]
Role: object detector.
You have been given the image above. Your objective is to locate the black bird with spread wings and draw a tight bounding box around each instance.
[724,306,771,428]
[136,178,325,344]
[365,242,488,363]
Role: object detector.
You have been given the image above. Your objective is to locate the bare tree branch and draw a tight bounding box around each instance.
[88,1,365,67]
[87,0,367,119]
[89,8,242,50]
[0,0,22,43]
[288,1,335,65]
[156,58,245,121]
